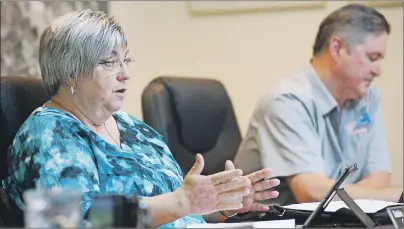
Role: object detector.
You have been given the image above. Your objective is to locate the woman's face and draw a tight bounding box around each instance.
[75,47,132,113]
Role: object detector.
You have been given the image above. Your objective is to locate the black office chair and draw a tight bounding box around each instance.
[141,76,242,176]
[0,76,50,227]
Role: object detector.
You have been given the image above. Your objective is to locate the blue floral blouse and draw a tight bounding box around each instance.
[1,107,206,228]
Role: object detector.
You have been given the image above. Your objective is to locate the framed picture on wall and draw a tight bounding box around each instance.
[186,1,326,17]
[349,1,403,8]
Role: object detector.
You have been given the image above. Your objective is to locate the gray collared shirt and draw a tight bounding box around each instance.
[234,65,391,205]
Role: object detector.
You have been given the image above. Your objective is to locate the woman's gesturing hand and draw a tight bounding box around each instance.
[174,154,250,216]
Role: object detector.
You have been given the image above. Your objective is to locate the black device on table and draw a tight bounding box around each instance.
[302,164,404,228]
[227,163,400,227]
[88,195,149,228]
[301,163,377,228]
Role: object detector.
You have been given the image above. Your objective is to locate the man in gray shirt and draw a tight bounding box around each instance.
[234,4,403,206]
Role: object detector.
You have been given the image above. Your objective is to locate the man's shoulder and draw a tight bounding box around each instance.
[272,68,314,96]
[256,68,317,115]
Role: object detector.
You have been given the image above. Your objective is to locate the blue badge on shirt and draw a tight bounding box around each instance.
[354,112,371,130]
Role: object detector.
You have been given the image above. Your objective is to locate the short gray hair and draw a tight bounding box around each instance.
[312,4,390,56]
[39,9,127,96]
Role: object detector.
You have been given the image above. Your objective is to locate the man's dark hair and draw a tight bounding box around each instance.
[312,3,390,56]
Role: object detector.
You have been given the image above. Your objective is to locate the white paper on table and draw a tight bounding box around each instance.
[187,219,295,228]
[283,199,401,213]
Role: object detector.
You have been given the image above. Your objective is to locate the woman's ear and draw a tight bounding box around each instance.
[66,74,78,88]
[65,75,78,95]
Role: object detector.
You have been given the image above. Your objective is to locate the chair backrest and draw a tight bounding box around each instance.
[141,76,242,175]
[0,186,24,227]
[0,76,49,180]
[0,76,48,227]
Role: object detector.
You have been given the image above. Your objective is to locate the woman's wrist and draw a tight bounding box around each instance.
[141,191,192,227]
[172,188,191,218]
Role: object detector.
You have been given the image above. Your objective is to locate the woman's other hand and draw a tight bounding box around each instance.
[224,161,280,214]
[174,154,250,216]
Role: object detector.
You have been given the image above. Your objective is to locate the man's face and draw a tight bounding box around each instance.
[336,32,388,99]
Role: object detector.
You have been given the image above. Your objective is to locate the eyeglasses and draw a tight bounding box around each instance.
[98,57,135,72]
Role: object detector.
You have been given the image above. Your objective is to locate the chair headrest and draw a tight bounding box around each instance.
[0,76,49,180]
[153,77,231,153]
[142,76,242,175]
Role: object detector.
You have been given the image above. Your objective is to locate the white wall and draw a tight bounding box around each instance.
[109,1,403,186]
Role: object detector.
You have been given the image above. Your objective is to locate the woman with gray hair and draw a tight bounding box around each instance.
[1,10,280,228]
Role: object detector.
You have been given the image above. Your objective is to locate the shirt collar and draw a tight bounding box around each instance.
[304,64,338,116]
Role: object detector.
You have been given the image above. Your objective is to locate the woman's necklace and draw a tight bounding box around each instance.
[104,122,121,146]
[50,99,121,147]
